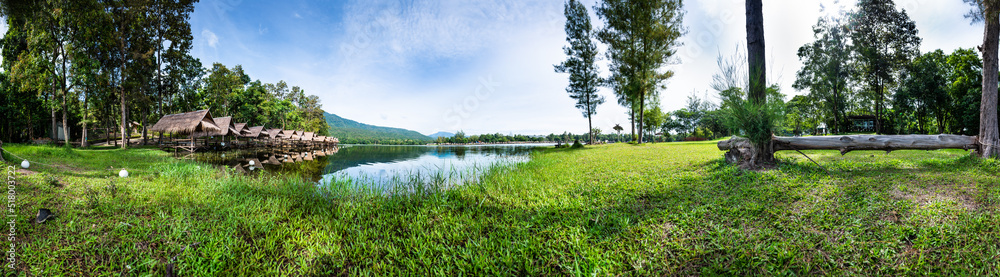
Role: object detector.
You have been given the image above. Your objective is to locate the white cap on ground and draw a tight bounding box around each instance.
[119,169,129,178]
[20,160,29,169]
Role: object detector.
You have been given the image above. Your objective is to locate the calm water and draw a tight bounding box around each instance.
[188,144,552,189]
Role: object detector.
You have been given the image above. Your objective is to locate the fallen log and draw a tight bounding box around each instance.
[719,135,980,155]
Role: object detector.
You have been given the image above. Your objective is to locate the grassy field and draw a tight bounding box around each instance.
[1,141,998,276]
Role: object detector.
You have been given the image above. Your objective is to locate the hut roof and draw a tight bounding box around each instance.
[233,123,250,137]
[282,130,299,140]
[302,132,315,141]
[315,136,326,142]
[247,126,268,138]
[267,128,284,139]
[194,116,235,137]
[149,110,221,135]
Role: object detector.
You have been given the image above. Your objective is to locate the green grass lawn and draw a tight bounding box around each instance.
[1,141,998,276]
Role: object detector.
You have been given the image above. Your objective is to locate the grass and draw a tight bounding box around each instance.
[1,141,998,276]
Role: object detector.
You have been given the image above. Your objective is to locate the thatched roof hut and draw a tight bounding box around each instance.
[314,136,327,142]
[247,126,268,138]
[267,128,284,139]
[302,132,315,141]
[149,110,221,135]
[193,116,236,138]
[233,123,250,137]
[282,130,299,140]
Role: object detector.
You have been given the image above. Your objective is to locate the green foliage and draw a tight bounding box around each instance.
[720,86,786,144]
[849,0,921,134]
[690,126,714,139]
[793,16,851,133]
[555,0,604,144]
[946,48,984,135]
[571,139,584,148]
[895,50,950,134]
[596,0,685,143]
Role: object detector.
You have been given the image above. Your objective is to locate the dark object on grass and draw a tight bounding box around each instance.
[572,140,584,148]
[36,208,54,223]
[165,263,176,277]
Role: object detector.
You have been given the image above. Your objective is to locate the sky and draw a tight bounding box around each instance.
[0,0,985,136]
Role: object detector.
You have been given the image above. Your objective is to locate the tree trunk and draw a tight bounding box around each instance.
[142,111,148,145]
[638,90,645,144]
[629,108,635,142]
[81,90,88,148]
[719,135,980,155]
[121,87,128,149]
[746,0,773,164]
[61,48,70,147]
[979,2,1000,158]
[50,93,56,140]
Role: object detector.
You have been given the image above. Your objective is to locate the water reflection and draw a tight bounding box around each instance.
[190,144,551,188]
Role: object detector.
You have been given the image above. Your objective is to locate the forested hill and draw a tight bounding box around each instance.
[324,112,432,145]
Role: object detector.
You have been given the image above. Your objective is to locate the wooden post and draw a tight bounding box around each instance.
[0,140,5,162]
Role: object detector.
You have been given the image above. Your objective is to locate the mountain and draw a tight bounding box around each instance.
[324,112,432,144]
[426,132,455,139]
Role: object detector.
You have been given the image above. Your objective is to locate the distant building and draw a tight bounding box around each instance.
[848,115,877,133]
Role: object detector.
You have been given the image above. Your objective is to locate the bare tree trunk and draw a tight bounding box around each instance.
[50,93,56,141]
[142,111,148,145]
[61,47,70,147]
[629,108,635,142]
[719,135,980,154]
[121,87,128,149]
[979,3,1000,158]
[81,89,89,148]
[746,0,773,164]
[638,89,645,144]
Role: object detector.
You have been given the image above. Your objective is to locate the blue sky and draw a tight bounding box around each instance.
[1,0,983,136]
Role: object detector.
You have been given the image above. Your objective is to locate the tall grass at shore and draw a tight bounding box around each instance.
[2,142,999,276]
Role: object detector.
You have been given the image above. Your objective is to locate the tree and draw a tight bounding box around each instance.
[965,0,1000,158]
[744,0,773,164]
[555,0,604,145]
[596,0,685,144]
[785,95,820,136]
[794,16,852,134]
[895,50,949,134]
[642,105,664,142]
[945,48,982,135]
[850,0,921,135]
[612,123,623,141]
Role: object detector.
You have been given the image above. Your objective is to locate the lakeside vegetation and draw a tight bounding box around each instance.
[3,141,997,275]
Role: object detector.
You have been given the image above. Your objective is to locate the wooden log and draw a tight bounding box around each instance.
[719,135,979,155]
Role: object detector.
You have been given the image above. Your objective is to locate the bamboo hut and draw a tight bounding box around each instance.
[233,123,250,137]
[232,123,251,147]
[247,126,268,146]
[301,132,315,147]
[149,110,222,152]
[193,116,237,149]
[266,128,284,146]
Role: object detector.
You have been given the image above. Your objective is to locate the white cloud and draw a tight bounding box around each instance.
[186,0,987,136]
[293,12,302,19]
[202,29,219,48]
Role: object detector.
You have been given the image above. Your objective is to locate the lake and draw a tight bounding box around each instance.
[188,144,552,192]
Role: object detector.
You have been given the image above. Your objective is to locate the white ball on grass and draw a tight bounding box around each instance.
[119,169,129,178]
[20,160,29,169]
[248,160,255,166]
